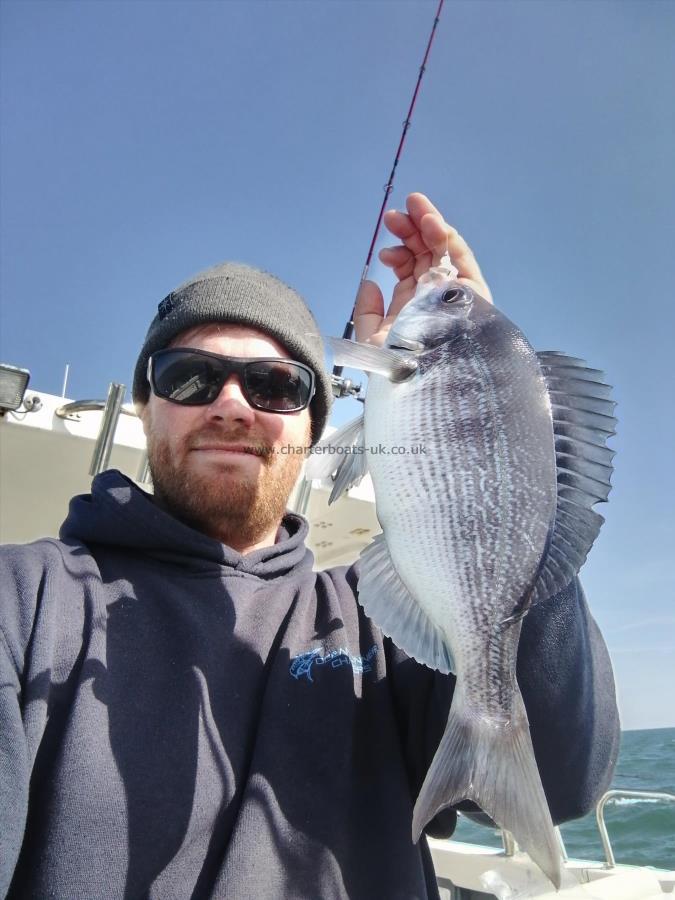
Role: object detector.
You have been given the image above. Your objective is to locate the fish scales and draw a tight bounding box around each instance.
[365,330,557,710]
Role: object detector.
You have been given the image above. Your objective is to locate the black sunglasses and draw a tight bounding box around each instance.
[148,348,316,413]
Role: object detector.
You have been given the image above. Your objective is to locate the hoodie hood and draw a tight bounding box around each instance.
[59,469,314,580]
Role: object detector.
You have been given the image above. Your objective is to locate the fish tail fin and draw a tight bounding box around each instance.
[412,691,562,890]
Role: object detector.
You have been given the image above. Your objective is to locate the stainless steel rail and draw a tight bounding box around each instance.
[596,789,675,868]
[500,830,516,857]
[89,383,126,476]
[498,827,568,862]
[291,477,313,516]
[136,452,151,485]
[55,384,140,478]
[55,398,137,420]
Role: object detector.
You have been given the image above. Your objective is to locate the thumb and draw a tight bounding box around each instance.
[354,280,385,344]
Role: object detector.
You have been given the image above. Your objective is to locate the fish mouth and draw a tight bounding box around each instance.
[388,336,425,352]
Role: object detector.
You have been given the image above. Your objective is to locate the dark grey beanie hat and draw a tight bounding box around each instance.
[132,262,332,445]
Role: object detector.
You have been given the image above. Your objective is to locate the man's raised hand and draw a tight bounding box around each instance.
[354,192,492,347]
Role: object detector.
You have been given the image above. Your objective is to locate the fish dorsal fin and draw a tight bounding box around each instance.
[531,351,617,604]
[328,337,418,382]
[304,414,368,504]
[359,533,454,674]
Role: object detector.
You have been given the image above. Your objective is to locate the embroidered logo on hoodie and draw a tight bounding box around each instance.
[290,645,378,683]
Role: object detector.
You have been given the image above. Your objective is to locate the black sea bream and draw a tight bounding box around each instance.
[306,259,615,888]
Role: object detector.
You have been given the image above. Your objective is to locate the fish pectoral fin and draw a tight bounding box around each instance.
[531,350,617,603]
[413,692,562,890]
[358,534,454,674]
[328,337,418,381]
[304,414,367,504]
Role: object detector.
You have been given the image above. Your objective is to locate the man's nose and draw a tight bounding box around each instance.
[205,375,256,425]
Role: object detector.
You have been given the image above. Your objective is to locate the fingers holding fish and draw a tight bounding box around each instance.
[378,245,416,281]
[445,226,493,304]
[381,211,431,263]
[378,242,437,283]
[356,192,492,346]
[382,193,493,304]
[383,193,452,265]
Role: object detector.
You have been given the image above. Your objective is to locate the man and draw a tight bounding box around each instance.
[0,194,620,899]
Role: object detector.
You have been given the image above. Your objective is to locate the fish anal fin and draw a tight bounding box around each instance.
[304,414,367,504]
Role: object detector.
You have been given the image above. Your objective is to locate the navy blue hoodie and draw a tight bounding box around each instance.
[0,470,619,899]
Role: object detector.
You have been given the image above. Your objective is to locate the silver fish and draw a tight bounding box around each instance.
[306,259,616,888]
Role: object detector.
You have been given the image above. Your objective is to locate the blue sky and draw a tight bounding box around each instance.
[1,0,673,730]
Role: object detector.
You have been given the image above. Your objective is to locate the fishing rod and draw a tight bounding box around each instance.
[332,0,445,392]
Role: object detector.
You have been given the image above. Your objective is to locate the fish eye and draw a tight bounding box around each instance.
[441,288,463,303]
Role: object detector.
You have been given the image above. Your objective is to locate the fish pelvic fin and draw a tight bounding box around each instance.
[304,413,367,504]
[359,533,454,674]
[412,691,562,890]
[328,337,418,382]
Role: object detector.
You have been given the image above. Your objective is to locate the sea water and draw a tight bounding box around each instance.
[451,727,675,870]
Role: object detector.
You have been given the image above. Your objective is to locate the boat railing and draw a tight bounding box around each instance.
[595,789,675,868]
[494,789,674,872]
[498,827,569,861]
[51,379,362,491]
[55,382,150,481]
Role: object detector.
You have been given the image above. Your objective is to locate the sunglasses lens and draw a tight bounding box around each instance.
[150,351,314,411]
[151,351,222,404]
[245,361,313,411]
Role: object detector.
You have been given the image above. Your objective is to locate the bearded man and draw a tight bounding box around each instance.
[0,194,620,900]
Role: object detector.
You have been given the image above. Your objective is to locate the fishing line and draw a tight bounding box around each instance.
[333,0,445,380]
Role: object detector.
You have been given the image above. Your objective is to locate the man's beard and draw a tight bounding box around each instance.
[146,424,308,550]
